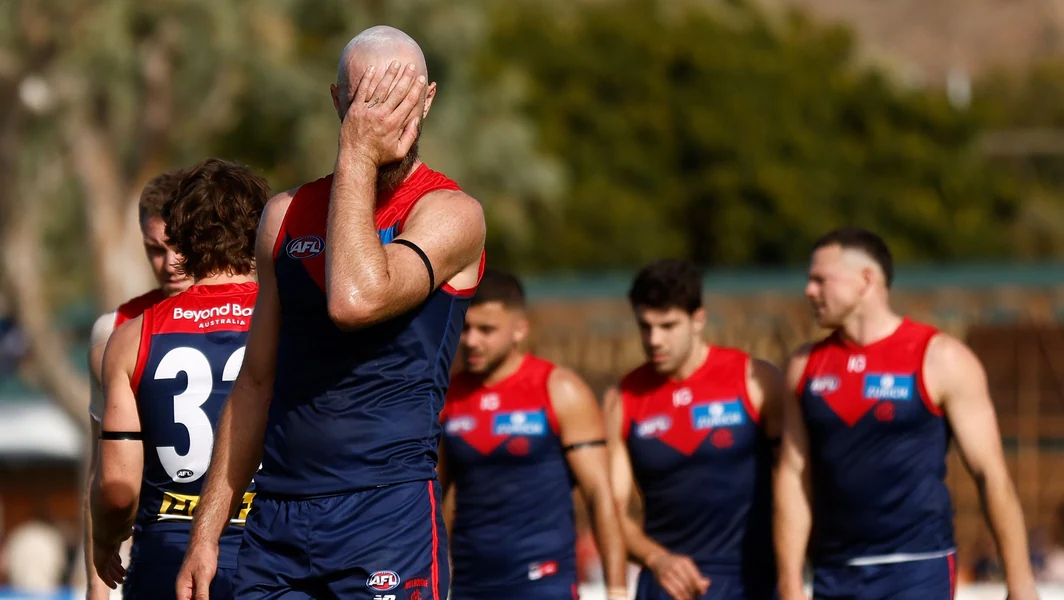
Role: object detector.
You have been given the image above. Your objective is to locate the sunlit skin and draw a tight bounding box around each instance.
[804,244,895,341]
[634,305,709,380]
[459,301,528,385]
[140,215,191,297]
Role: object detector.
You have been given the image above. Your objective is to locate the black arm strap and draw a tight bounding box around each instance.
[100,431,143,441]
[392,239,435,296]
[562,439,607,453]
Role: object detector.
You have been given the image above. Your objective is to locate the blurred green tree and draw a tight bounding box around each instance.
[477,0,1023,271]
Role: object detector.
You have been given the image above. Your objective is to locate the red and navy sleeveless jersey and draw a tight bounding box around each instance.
[116,288,165,328]
[797,318,955,565]
[258,164,485,497]
[130,283,257,567]
[621,347,774,571]
[441,356,577,591]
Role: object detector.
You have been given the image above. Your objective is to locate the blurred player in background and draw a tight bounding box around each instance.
[605,259,782,600]
[775,227,1039,600]
[91,158,268,599]
[439,270,628,600]
[178,26,485,600]
[84,168,192,599]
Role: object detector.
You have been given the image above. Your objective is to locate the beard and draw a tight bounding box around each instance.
[377,120,423,195]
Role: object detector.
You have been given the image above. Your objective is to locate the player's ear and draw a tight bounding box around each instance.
[513,312,530,346]
[691,307,707,334]
[330,83,343,120]
[422,82,437,118]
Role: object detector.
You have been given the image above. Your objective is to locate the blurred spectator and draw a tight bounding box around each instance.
[0,520,67,593]
[1036,503,1064,583]
[970,532,1004,582]
[0,318,26,377]
[576,527,603,584]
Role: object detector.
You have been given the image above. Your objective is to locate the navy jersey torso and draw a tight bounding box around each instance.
[258,164,483,497]
[798,318,955,566]
[131,283,258,567]
[622,347,774,572]
[442,356,576,591]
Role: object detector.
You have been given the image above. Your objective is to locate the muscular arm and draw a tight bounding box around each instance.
[326,64,484,331]
[186,191,287,551]
[91,316,144,548]
[925,334,1037,597]
[774,346,814,600]
[747,357,785,444]
[550,369,627,597]
[603,387,667,568]
[84,313,115,596]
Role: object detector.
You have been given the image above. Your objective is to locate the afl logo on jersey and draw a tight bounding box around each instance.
[286,235,324,259]
[366,571,400,592]
[445,415,477,435]
[176,469,194,479]
[809,375,840,395]
[635,415,672,439]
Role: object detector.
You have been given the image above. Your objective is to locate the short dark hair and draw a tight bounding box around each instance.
[163,158,270,280]
[628,259,702,314]
[812,227,894,288]
[138,168,188,225]
[471,269,526,309]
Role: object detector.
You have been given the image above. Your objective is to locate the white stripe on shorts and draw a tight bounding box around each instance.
[845,548,956,566]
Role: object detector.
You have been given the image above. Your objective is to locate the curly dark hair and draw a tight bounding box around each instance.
[138,168,188,226]
[628,258,703,314]
[163,158,270,280]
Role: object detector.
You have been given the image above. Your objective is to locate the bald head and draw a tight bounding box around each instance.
[335,26,429,111]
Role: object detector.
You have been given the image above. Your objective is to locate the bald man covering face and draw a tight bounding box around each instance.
[177,26,486,600]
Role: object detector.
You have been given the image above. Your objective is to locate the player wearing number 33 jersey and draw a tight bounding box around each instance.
[91,159,270,600]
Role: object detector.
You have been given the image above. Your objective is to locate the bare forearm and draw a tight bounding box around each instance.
[589,491,628,589]
[326,153,388,310]
[91,483,137,546]
[620,514,668,567]
[190,389,267,547]
[979,474,1035,590]
[774,472,812,596]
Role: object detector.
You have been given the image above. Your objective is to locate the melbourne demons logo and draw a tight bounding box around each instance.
[366,570,400,592]
[287,235,324,259]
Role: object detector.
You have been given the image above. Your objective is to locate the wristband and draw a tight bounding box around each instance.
[607,586,628,600]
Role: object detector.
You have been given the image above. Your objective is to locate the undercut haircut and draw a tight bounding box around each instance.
[812,227,895,288]
[628,259,703,314]
[138,168,188,225]
[163,158,270,280]
[471,269,526,310]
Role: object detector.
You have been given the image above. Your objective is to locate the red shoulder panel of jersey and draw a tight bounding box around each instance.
[801,318,941,417]
[130,283,258,394]
[115,288,166,328]
[619,346,753,442]
[273,165,480,297]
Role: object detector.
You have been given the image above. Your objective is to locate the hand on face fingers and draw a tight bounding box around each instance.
[340,60,427,167]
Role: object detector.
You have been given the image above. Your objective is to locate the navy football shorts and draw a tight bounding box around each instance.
[234,480,449,600]
[812,554,956,600]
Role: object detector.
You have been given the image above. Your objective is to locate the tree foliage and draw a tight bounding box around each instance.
[476,0,1024,270]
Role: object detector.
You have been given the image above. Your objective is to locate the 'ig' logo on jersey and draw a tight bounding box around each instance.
[287,235,324,260]
[672,387,693,407]
[479,393,500,411]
